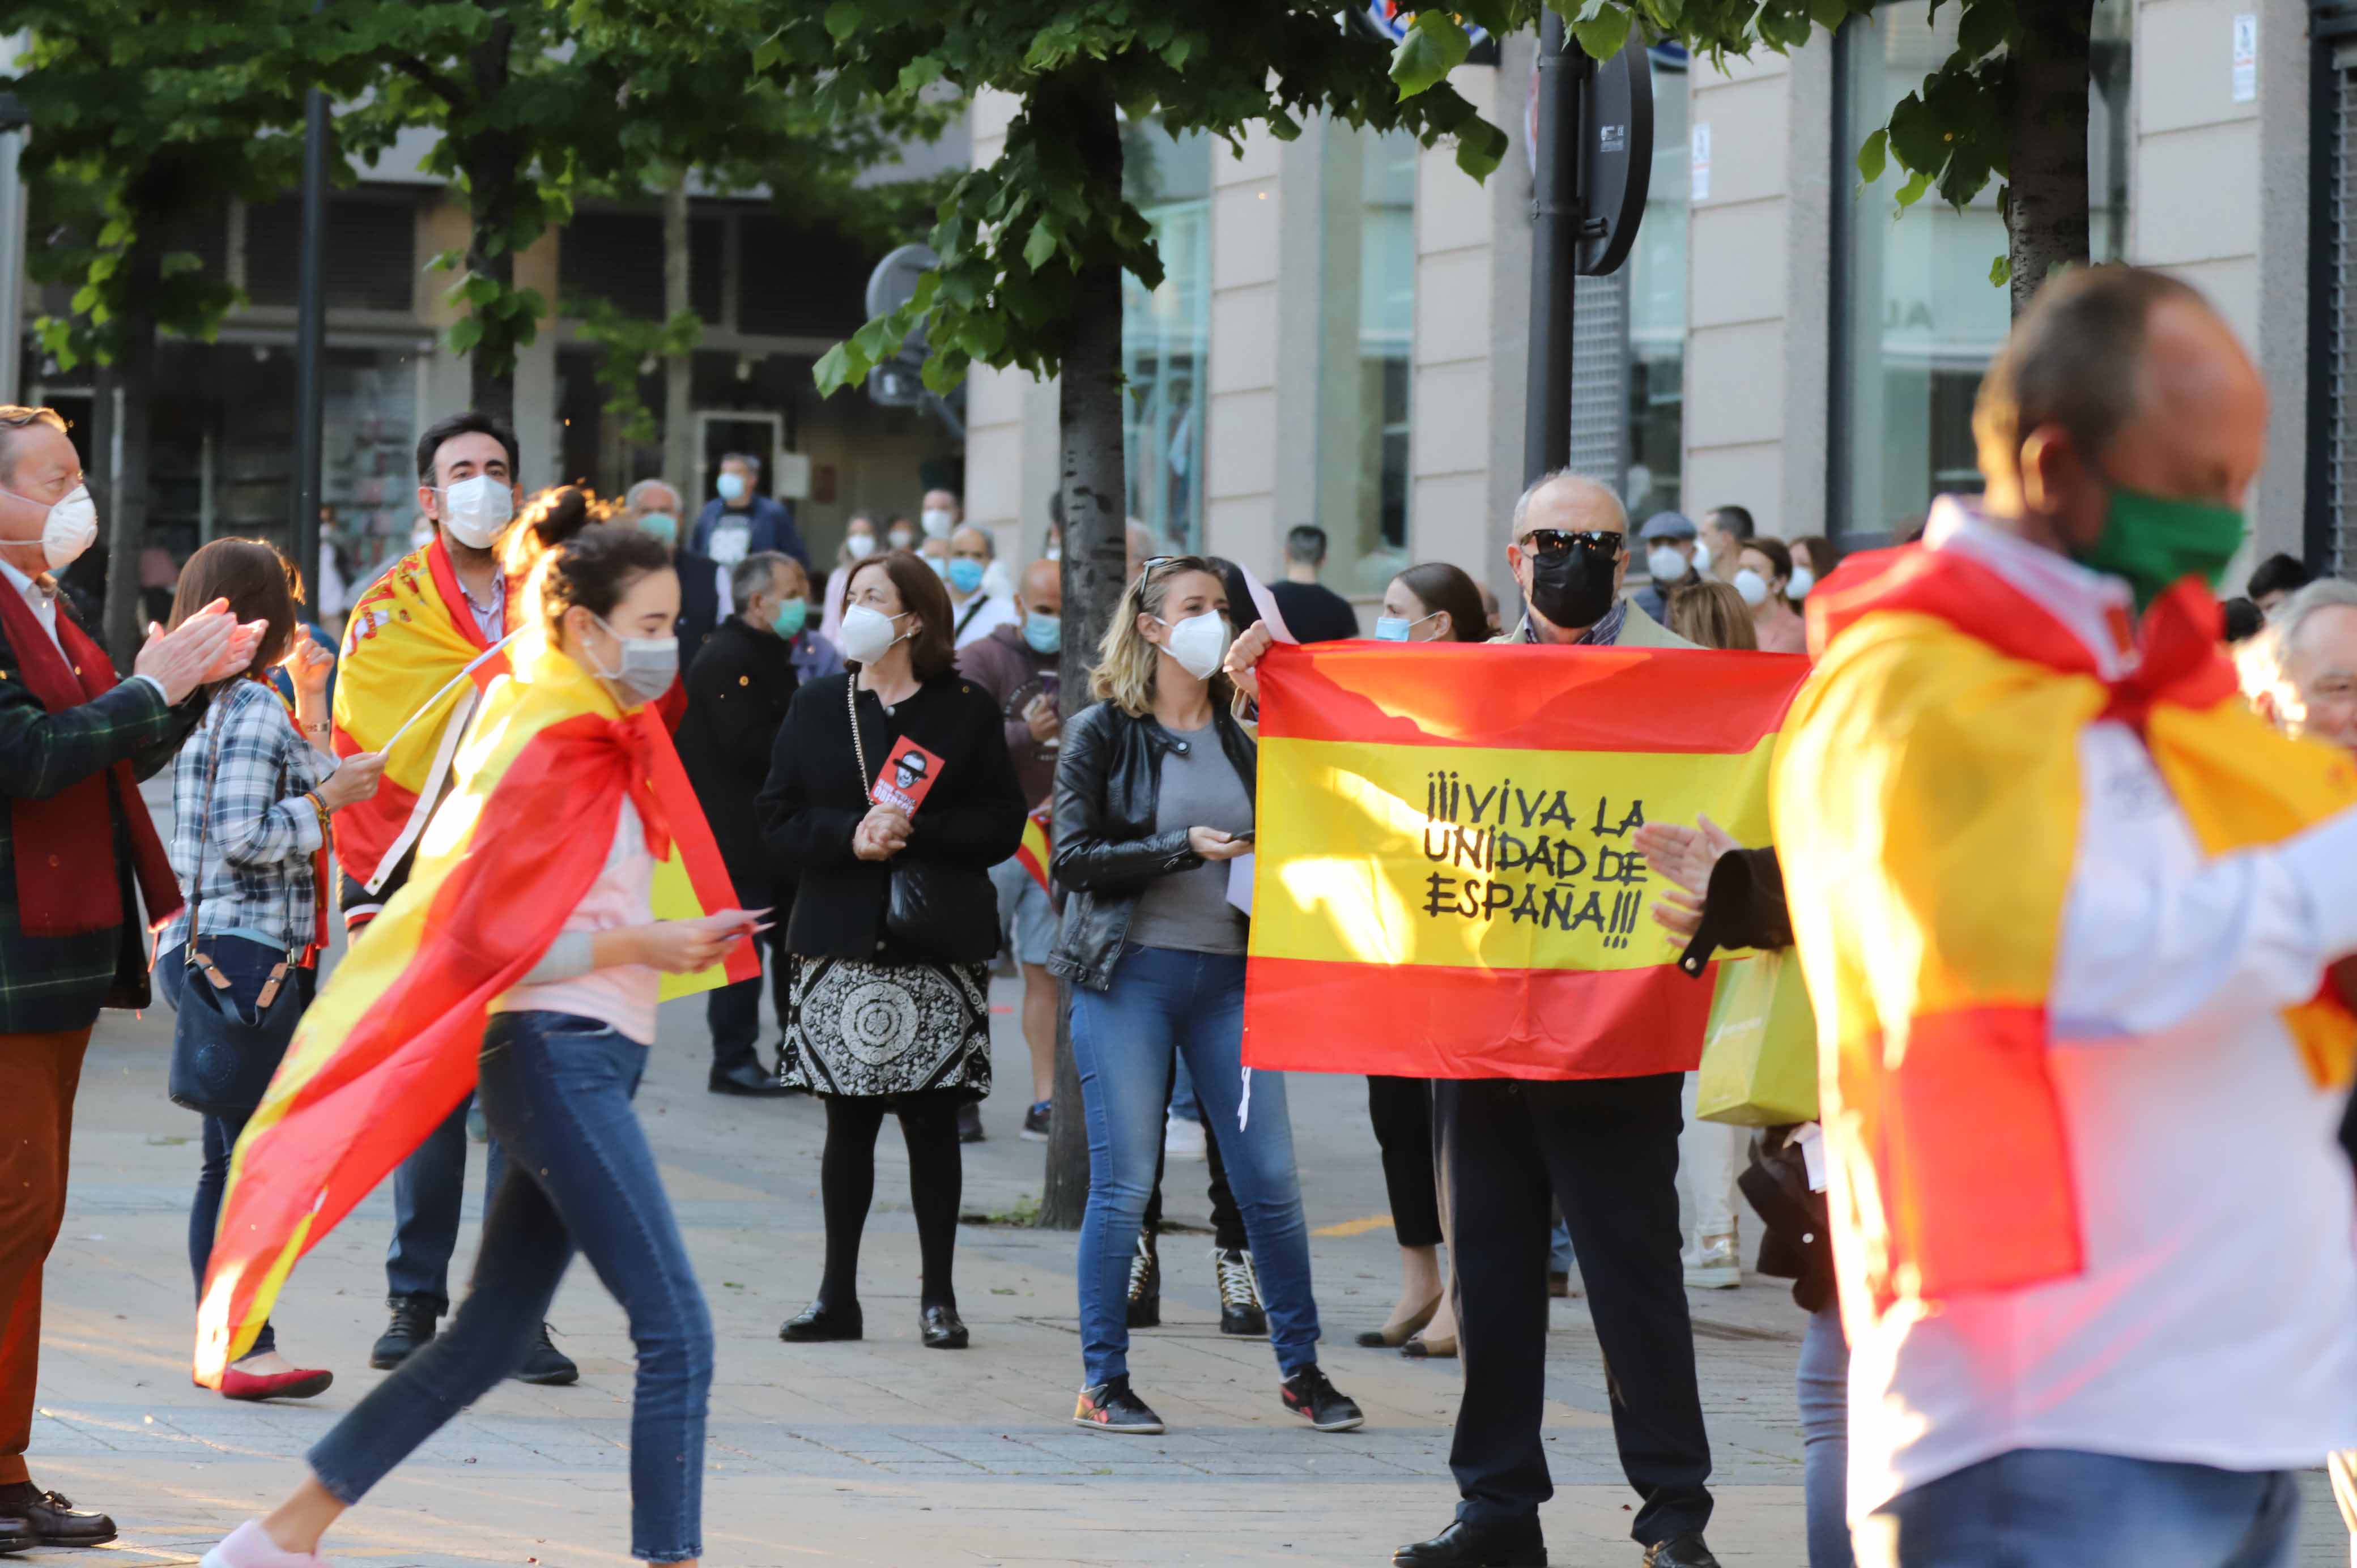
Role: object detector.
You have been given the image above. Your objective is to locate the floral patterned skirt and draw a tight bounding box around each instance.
[780,953,993,1102]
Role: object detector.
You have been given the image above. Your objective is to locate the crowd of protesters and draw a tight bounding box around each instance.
[1,262,2352,1568]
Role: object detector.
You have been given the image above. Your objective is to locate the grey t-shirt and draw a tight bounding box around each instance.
[1128,722,1254,955]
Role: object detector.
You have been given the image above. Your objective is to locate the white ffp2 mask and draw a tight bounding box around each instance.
[838,603,908,666]
[1157,609,1229,681]
[34,484,96,571]
[436,475,513,550]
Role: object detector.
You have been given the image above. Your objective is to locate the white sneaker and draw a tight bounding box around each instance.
[1682,1229,1741,1290]
[202,1521,330,1568]
[1163,1113,1207,1161]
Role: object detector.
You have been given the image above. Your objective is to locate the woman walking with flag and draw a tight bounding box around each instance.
[1051,555,1362,1437]
[196,515,761,1568]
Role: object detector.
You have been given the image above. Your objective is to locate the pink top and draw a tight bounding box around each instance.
[494,799,661,1045]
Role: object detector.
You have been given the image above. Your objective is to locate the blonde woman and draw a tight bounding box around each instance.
[1048,555,1362,1437]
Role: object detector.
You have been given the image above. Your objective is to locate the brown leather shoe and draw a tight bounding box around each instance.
[18,1490,114,1546]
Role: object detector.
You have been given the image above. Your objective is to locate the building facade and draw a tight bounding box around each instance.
[965,0,2343,629]
[26,129,971,595]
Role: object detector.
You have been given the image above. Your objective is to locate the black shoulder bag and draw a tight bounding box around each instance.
[846,676,999,965]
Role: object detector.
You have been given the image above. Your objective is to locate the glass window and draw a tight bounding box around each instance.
[1833,0,2131,544]
[1314,125,1419,597]
[1121,122,1212,553]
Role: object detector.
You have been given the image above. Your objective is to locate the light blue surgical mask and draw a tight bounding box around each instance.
[637,513,678,548]
[1022,611,1062,655]
[716,472,747,502]
[1374,610,1440,642]
[771,596,808,639]
[947,557,986,595]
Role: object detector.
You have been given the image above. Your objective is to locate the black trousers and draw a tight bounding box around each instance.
[706,885,789,1077]
[1438,1073,1712,1545]
[1367,1075,1443,1249]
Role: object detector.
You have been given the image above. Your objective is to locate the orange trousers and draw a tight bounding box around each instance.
[0,1028,90,1487]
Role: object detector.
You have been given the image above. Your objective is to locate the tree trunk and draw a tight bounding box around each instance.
[2006,1,2093,316]
[102,230,160,670]
[662,171,696,502]
[462,15,519,426]
[1039,71,1126,1233]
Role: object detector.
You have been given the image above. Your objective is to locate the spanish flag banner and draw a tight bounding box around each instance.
[1243,640,1810,1080]
[194,641,757,1382]
[331,536,512,894]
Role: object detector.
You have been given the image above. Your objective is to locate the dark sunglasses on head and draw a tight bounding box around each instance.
[1519,529,1625,564]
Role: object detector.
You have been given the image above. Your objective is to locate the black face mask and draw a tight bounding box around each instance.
[1528,546,1618,632]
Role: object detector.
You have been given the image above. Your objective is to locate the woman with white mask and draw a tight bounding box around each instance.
[759,552,1026,1353]
[820,513,879,645]
[1732,536,1807,655]
[1049,557,1362,1437]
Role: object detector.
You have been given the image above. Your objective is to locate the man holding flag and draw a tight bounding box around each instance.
[959,555,1064,1142]
[1227,474,1723,1568]
[1778,269,2357,1565]
[330,411,572,1384]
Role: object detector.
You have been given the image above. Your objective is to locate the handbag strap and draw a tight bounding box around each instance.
[845,672,873,797]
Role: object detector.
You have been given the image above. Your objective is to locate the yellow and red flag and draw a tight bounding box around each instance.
[331,536,513,894]
[1775,544,2357,1319]
[194,641,757,1382]
[1015,807,1052,893]
[1243,640,1810,1080]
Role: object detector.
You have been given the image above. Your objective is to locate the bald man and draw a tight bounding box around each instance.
[956,557,1063,1139]
[1776,267,2357,1566]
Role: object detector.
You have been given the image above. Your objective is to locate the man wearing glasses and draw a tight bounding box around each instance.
[1230,471,1716,1568]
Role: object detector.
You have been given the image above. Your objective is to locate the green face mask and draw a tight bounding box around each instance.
[2070,486,2247,611]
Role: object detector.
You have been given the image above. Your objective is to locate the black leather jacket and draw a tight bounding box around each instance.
[1048,699,1257,991]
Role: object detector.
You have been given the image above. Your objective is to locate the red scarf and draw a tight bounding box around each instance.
[0,582,184,936]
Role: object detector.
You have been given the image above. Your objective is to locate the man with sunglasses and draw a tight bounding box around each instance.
[1227,472,1714,1568]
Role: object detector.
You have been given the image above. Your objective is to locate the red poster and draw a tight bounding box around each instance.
[871,737,946,815]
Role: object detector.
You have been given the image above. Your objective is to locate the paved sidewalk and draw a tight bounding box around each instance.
[28,957,2348,1566]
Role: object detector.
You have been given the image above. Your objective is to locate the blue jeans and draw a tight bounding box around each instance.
[1069,945,1320,1385]
[192,1107,274,1358]
[1798,1305,1852,1568]
[385,1094,505,1310]
[1856,1450,2298,1568]
[160,940,317,1360]
[1169,1052,1202,1124]
[309,1012,713,1563]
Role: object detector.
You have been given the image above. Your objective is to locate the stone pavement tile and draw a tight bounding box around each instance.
[37,981,2357,1566]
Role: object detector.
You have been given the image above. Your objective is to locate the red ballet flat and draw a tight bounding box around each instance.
[218,1365,334,1402]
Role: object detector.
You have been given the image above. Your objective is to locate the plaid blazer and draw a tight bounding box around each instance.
[0,607,202,1033]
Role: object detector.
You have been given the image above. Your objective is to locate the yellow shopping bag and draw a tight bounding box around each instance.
[1695,951,1818,1126]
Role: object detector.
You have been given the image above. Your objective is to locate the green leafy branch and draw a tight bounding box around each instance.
[568,297,703,443]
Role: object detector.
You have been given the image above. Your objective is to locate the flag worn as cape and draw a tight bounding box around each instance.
[331,536,513,894]
[194,640,758,1381]
[1242,639,1810,1080]
[1772,540,2357,1322]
